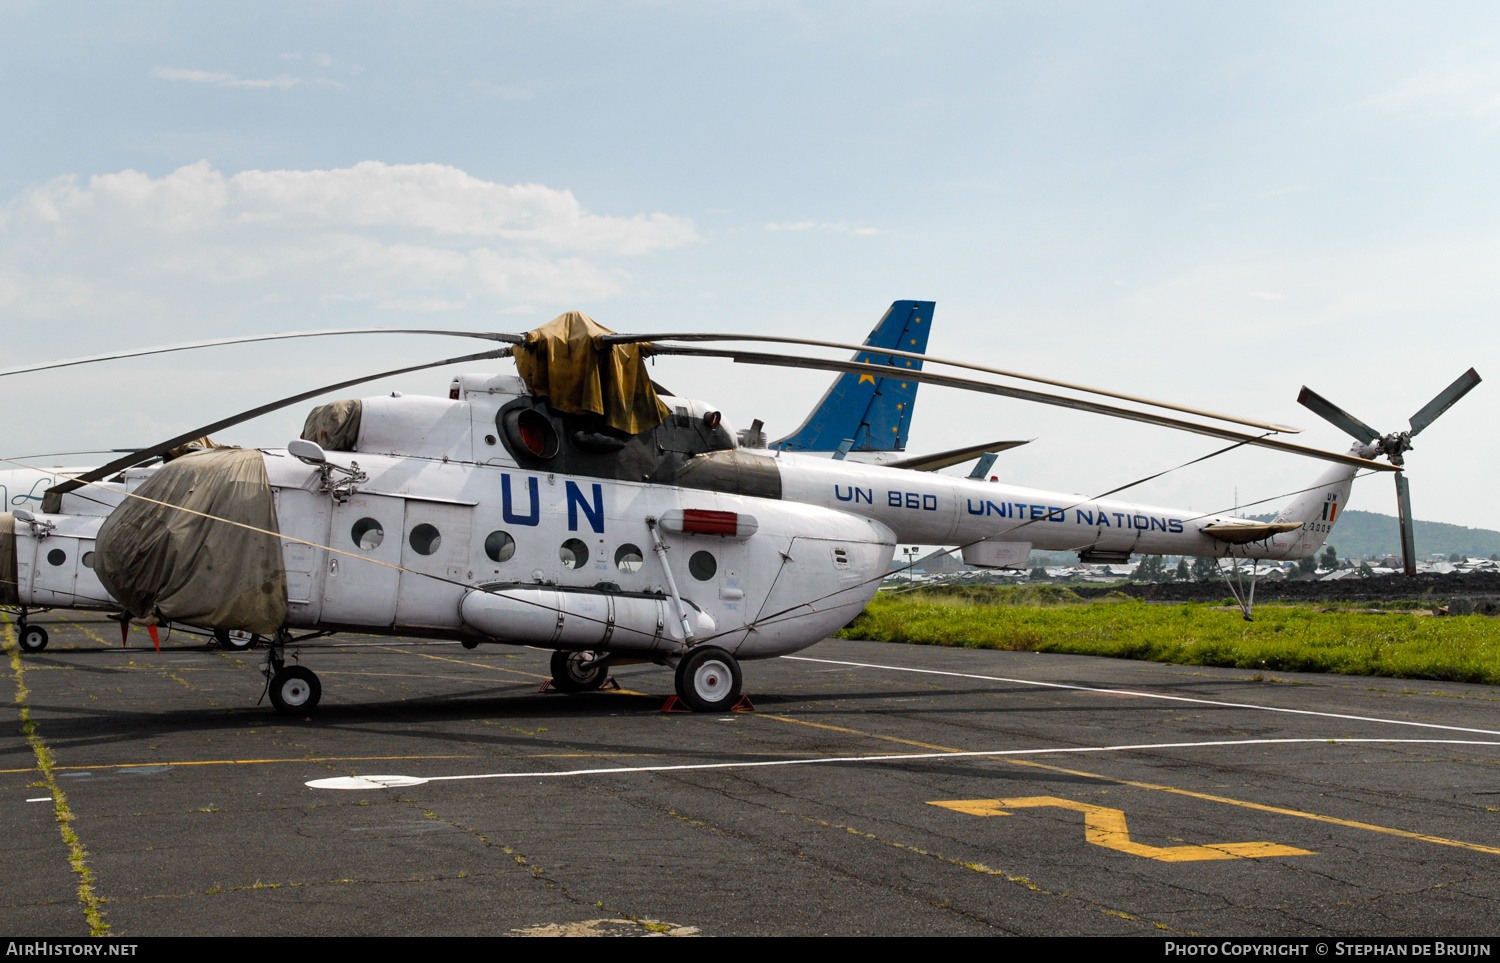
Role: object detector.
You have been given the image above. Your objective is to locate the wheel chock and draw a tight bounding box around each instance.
[601,676,621,691]
[731,695,756,712]
[660,695,693,713]
[537,679,555,694]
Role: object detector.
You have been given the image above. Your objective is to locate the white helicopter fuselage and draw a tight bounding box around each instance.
[10,371,1351,671]
[775,453,1353,564]
[13,377,897,664]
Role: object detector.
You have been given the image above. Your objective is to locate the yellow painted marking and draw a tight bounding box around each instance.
[5,622,109,934]
[61,616,113,647]
[0,755,472,775]
[1005,759,1500,858]
[759,714,958,753]
[929,795,1312,862]
[755,713,1500,858]
[858,373,876,385]
[396,649,653,696]
[396,649,549,679]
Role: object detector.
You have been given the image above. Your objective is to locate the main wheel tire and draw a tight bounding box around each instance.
[550,650,607,693]
[18,625,48,653]
[214,629,258,651]
[268,666,321,715]
[674,646,742,713]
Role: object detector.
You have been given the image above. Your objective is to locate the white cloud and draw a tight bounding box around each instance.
[223,74,302,90]
[0,160,699,326]
[152,66,304,89]
[764,219,880,235]
[470,80,537,101]
[1368,51,1500,120]
[151,67,234,84]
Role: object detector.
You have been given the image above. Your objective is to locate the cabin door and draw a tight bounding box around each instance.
[395,500,474,628]
[323,493,404,626]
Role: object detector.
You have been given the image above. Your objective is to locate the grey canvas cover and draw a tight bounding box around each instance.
[0,513,17,606]
[94,448,287,634]
[302,399,362,451]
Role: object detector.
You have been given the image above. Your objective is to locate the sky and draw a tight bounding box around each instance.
[1,1,1497,531]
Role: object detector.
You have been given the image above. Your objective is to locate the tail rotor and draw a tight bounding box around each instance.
[1297,368,1481,575]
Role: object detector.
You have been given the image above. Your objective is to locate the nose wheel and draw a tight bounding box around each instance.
[268,665,321,714]
[214,628,260,651]
[262,631,321,715]
[18,623,48,653]
[674,646,742,713]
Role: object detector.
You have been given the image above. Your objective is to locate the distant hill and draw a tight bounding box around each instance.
[1250,510,1500,560]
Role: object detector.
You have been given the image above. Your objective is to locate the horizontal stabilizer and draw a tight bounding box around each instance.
[886,439,1031,472]
[1202,521,1304,544]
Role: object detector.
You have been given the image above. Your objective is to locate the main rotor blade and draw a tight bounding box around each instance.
[1408,367,1482,437]
[884,439,1031,472]
[1395,472,1417,577]
[656,345,1396,472]
[0,328,521,380]
[44,347,512,502]
[609,332,1301,434]
[0,449,142,461]
[1296,386,1381,444]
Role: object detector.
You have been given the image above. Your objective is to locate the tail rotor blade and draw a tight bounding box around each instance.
[1408,368,1482,437]
[1394,473,1417,577]
[1297,386,1381,444]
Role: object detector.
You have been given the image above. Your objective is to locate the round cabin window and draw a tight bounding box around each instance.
[409,523,442,556]
[688,550,717,581]
[46,548,66,567]
[484,531,516,563]
[351,518,384,550]
[560,538,589,570]
[614,544,644,574]
[81,551,95,569]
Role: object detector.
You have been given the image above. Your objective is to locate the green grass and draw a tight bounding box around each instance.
[838,586,1500,686]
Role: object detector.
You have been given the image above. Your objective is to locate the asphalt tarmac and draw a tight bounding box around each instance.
[6,615,1500,937]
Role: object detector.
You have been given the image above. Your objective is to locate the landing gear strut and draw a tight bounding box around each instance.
[263,631,321,715]
[674,646,742,713]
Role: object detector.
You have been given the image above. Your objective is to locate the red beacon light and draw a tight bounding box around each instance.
[658,509,759,540]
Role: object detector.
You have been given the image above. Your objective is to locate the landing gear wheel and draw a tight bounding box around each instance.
[18,625,48,653]
[550,650,607,692]
[674,646,742,713]
[268,666,321,715]
[214,629,258,651]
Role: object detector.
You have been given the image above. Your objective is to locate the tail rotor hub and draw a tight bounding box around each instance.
[1379,431,1412,466]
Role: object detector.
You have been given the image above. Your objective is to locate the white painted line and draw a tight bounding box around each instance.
[305,737,1500,790]
[784,655,1500,738]
[26,797,51,803]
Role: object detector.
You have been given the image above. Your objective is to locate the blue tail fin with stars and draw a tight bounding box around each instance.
[770,300,934,454]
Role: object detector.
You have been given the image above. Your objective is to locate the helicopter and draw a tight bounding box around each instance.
[0,306,1480,715]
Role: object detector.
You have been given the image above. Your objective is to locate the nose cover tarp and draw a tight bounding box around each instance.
[94,448,287,635]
